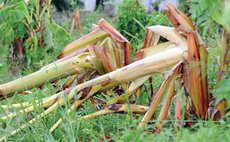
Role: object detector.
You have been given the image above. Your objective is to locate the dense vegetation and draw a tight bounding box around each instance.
[0,0,229,141]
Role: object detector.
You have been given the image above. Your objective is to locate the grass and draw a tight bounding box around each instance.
[1,99,230,142]
[0,7,230,142]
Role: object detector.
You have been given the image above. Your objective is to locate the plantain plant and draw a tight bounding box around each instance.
[0,3,229,141]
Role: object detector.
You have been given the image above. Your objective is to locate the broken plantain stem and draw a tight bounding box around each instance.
[2,46,185,139]
[0,53,94,97]
[44,46,185,132]
[138,61,182,128]
[81,104,149,119]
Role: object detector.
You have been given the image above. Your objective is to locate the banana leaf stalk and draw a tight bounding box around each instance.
[217,29,230,83]
[0,102,32,109]
[155,78,176,131]
[0,68,92,112]
[105,75,151,106]
[61,74,78,90]
[184,33,208,119]
[81,104,149,119]
[58,28,108,59]
[49,103,149,132]
[174,90,183,127]
[0,53,94,97]
[138,61,182,128]
[0,87,73,120]
[58,19,131,66]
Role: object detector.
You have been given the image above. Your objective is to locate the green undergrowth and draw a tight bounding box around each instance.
[1,92,230,142]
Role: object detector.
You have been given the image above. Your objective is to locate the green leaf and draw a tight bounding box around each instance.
[211,8,224,25]
[198,0,210,12]
[223,2,230,31]
[215,78,230,109]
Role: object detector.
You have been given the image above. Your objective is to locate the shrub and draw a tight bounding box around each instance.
[116,0,170,53]
[117,0,148,42]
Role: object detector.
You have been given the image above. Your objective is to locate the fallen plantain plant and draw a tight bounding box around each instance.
[0,4,229,141]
